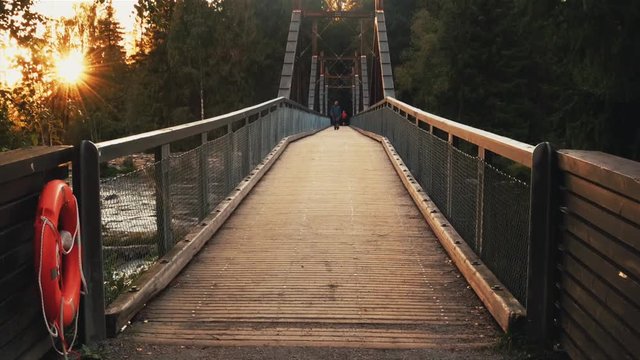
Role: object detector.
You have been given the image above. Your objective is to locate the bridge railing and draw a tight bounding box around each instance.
[352,97,534,309]
[353,97,640,355]
[76,97,326,338]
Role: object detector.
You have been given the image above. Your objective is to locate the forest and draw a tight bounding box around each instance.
[0,0,638,160]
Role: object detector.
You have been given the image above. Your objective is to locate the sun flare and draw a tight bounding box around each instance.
[55,51,85,84]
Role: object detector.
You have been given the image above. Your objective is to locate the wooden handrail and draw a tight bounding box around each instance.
[96,97,322,162]
[362,97,535,167]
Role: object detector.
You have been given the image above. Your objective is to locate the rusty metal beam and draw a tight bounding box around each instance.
[307,55,318,110]
[319,56,359,61]
[375,11,395,98]
[278,11,302,99]
[328,85,356,89]
[323,74,354,79]
[312,20,318,55]
[303,11,373,19]
[361,55,370,109]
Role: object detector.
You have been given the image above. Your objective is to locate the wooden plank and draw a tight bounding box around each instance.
[560,291,631,359]
[561,259,640,355]
[0,287,33,326]
[125,128,500,350]
[0,308,48,360]
[0,221,32,255]
[354,127,525,332]
[0,146,72,184]
[559,150,640,203]
[0,293,40,348]
[0,166,67,206]
[526,142,559,345]
[16,336,51,360]
[565,213,640,284]
[76,140,106,343]
[0,265,32,304]
[565,173,640,226]
[559,331,588,360]
[0,148,70,360]
[0,194,39,230]
[561,253,640,339]
[559,311,608,360]
[0,242,32,278]
[563,234,640,308]
[105,129,324,336]
[566,193,640,253]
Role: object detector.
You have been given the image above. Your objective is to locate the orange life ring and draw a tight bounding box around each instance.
[34,180,81,330]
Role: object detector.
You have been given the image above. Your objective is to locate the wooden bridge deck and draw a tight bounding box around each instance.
[126,127,500,349]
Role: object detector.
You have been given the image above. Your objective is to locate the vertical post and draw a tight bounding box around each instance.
[475,147,486,255]
[276,106,281,140]
[355,77,360,114]
[198,133,209,220]
[312,20,318,55]
[155,143,172,256]
[360,19,364,56]
[261,112,267,158]
[352,84,356,116]
[319,52,325,115]
[324,82,329,115]
[225,123,233,194]
[527,142,559,346]
[446,133,455,216]
[248,117,255,169]
[76,141,106,342]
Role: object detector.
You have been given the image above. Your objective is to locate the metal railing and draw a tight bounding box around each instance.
[76,97,327,340]
[352,97,534,306]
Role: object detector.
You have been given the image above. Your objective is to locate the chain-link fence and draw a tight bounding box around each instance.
[100,104,326,304]
[352,105,530,305]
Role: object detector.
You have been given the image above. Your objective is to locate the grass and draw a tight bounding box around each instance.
[100,156,136,178]
[496,330,569,360]
[103,248,157,305]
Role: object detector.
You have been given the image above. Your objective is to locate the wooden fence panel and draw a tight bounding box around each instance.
[557,150,640,360]
[0,146,73,360]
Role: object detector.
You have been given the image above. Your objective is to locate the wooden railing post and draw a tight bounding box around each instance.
[198,133,209,220]
[155,144,172,256]
[446,133,455,216]
[225,124,234,194]
[75,141,106,342]
[242,117,250,176]
[475,147,486,255]
[527,142,559,345]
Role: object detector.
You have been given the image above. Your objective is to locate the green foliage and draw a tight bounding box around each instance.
[99,156,136,178]
[123,0,292,135]
[0,0,41,45]
[79,344,104,359]
[396,0,640,160]
[1,0,293,151]
[496,329,567,360]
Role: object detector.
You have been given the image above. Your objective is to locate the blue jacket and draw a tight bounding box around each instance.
[330,105,342,120]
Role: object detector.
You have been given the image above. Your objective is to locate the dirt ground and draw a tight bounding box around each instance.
[95,340,522,360]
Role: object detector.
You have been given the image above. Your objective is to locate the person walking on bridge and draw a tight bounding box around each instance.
[330,100,341,130]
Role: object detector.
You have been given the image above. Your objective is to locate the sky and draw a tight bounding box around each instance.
[0,1,138,86]
[33,0,137,35]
